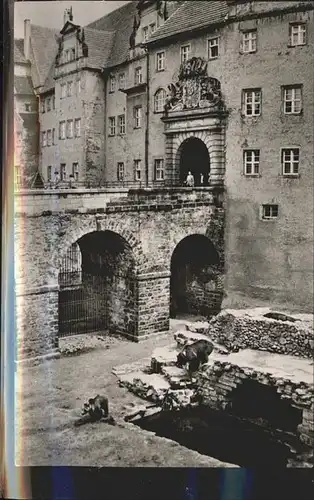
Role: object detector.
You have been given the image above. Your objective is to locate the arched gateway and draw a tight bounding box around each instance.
[178,137,210,186]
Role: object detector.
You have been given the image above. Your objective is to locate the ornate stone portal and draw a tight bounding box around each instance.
[162,57,227,186]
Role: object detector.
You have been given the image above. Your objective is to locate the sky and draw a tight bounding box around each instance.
[14,0,130,38]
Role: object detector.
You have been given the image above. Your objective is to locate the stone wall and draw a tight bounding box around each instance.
[208,309,314,358]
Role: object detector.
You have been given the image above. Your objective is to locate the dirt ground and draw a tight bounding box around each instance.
[16,329,236,467]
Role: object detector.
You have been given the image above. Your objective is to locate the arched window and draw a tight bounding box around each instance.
[154,88,166,112]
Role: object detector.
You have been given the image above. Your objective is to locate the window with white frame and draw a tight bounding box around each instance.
[67,120,73,138]
[119,73,125,90]
[74,118,81,138]
[76,78,81,95]
[156,51,165,71]
[118,114,126,135]
[61,83,66,99]
[42,131,47,147]
[67,81,73,97]
[134,159,142,181]
[15,165,21,186]
[47,165,52,182]
[154,88,166,112]
[181,44,190,63]
[117,162,125,181]
[262,204,278,220]
[154,159,164,181]
[142,26,148,41]
[72,162,79,181]
[208,37,219,59]
[135,67,143,85]
[243,89,261,116]
[283,86,302,114]
[59,121,66,139]
[134,106,142,128]
[52,128,55,145]
[47,129,52,146]
[289,23,306,46]
[108,116,116,136]
[244,150,260,175]
[109,74,116,92]
[282,148,299,176]
[60,163,66,181]
[242,30,257,53]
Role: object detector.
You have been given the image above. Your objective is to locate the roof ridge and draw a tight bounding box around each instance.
[86,0,136,29]
[84,26,115,34]
[30,23,59,33]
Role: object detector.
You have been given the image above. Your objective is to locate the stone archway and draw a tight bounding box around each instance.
[177,137,210,186]
[58,230,137,337]
[170,234,223,319]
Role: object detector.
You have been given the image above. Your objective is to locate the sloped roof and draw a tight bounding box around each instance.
[14,39,27,63]
[84,28,116,69]
[29,24,59,87]
[42,60,56,93]
[87,1,138,67]
[14,76,35,95]
[148,0,229,43]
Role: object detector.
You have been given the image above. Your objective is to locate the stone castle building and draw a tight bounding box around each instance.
[14,0,314,358]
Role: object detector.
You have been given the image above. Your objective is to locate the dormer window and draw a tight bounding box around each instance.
[142,26,148,42]
[135,67,143,85]
[109,75,116,93]
[150,23,156,35]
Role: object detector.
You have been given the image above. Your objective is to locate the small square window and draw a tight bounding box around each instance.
[282,86,302,114]
[156,51,165,71]
[243,89,261,116]
[282,148,299,176]
[117,162,125,181]
[208,37,219,59]
[262,204,278,220]
[241,30,257,53]
[244,150,260,175]
[289,23,306,46]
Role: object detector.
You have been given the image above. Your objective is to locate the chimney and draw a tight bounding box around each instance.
[63,7,73,25]
[24,19,31,60]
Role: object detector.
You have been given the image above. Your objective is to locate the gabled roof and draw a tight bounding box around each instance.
[148,0,229,44]
[29,24,59,87]
[14,39,27,63]
[84,28,116,69]
[14,75,35,95]
[87,1,138,67]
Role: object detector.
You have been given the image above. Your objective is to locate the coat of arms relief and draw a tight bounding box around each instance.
[165,57,223,112]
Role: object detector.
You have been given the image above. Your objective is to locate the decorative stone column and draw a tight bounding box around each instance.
[135,271,171,340]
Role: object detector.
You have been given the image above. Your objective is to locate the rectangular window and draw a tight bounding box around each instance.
[72,162,79,181]
[242,30,257,53]
[290,23,306,46]
[117,162,125,181]
[282,148,299,176]
[109,75,116,92]
[52,128,55,145]
[47,165,52,182]
[208,37,219,59]
[42,131,47,147]
[15,165,21,186]
[41,99,45,113]
[25,103,31,112]
[262,204,278,220]
[150,23,156,34]
[61,83,66,99]
[244,150,260,175]
[283,86,302,114]
[47,129,52,146]
[154,159,164,181]
[76,78,81,95]
[181,44,190,63]
[108,116,116,136]
[70,48,75,61]
[59,121,66,139]
[74,118,81,138]
[156,51,165,71]
[119,73,125,90]
[134,106,142,128]
[46,97,51,112]
[60,163,66,181]
[135,67,143,85]
[134,159,142,181]
[66,120,73,138]
[243,89,261,116]
[118,114,126,135]
[67,81,73,97]
[142,26,148,41]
